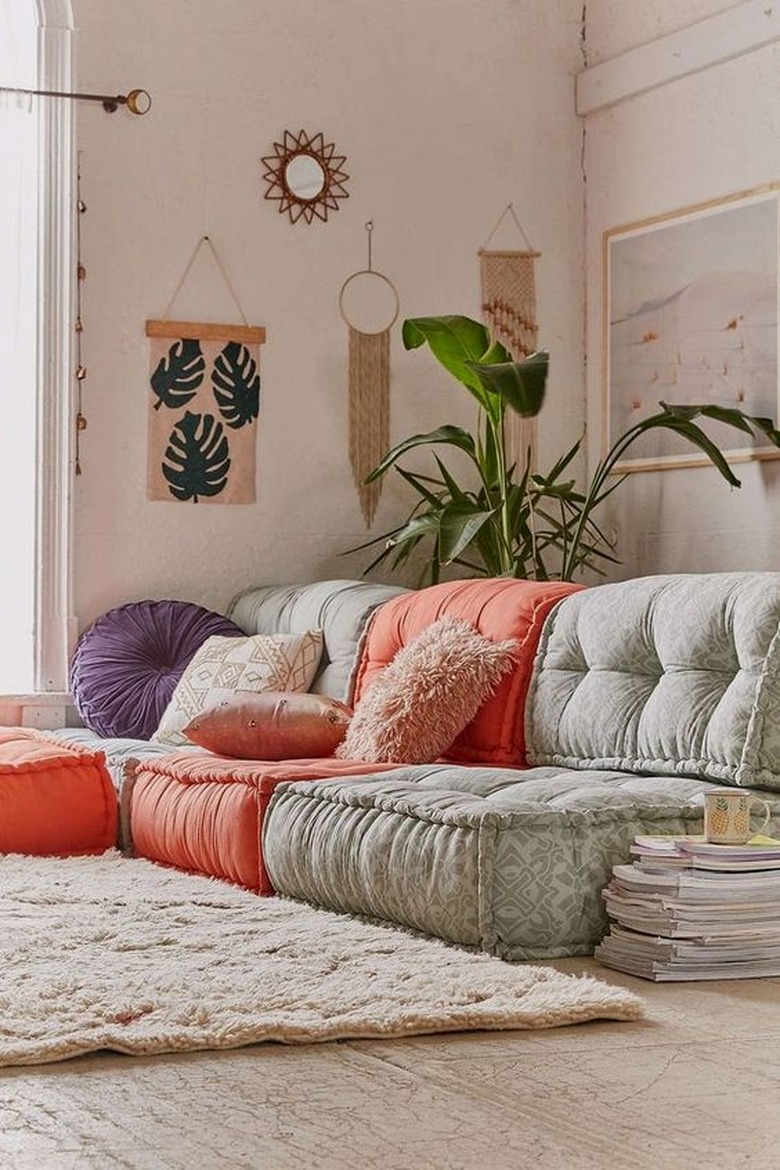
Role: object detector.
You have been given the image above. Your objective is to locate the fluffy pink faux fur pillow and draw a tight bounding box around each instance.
[336,615,519,764]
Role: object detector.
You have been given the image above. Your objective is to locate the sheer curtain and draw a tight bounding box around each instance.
[0,3,38,690]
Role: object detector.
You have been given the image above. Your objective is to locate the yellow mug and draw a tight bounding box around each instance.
[704,788,772,845]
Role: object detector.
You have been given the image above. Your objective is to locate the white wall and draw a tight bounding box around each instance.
[70,0,584,627]
[583,1,780,578]
[585,0,740,64]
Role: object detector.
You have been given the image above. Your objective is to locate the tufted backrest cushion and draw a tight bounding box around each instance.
[227,579,407,704]
[525,572,780,791]
[353,577,583,766]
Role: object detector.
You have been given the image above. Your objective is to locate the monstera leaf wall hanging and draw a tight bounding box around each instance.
[146,321,265,504]
[145,236,264,504]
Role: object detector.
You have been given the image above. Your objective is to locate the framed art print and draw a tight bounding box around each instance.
[604,184,780,472]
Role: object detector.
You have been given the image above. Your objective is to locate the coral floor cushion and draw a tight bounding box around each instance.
[128,752,398,894]
[0,728,116,856]
[71,599,244,740]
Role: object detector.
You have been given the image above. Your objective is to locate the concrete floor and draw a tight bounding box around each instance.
[1,959,778,1170]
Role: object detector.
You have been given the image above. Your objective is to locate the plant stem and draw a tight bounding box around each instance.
[561,418,662,581]
[525,471,539,581]
[494,409,513,574]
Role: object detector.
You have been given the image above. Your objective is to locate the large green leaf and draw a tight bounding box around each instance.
[663,403,753,434]
[438,503,496,564]
[150,339,205,411]
[402,316,494,401]
[432,456,474,505]
[212,342,260,429]
[482,338,512,364]
[385,511,441,549]
[660,402,780,447]
[365,425,478,483]
[395,466,446,508]
[466,351,549,418]
[162,411,231,502]
[645,415,741,486]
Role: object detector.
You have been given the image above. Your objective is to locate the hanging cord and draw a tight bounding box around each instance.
[479,202,539,253]
[338,220,400,334]
[161,236,249,325]
[74,155,87,476]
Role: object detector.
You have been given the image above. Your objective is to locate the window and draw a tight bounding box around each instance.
[0,6,37,689]
[0,1,74,696]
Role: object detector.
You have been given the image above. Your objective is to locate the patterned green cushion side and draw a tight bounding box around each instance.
[739,621,780,788]
[262,764,774,960]
[264,776,487,945]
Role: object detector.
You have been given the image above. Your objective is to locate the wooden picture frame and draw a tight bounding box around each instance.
[603,184,780,473]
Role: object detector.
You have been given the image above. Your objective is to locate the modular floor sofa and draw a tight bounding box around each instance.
[17,571,780,961]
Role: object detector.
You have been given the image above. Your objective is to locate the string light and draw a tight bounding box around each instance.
[74,158,87,475]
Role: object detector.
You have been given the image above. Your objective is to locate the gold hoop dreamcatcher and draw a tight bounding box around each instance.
[339,222,400,527]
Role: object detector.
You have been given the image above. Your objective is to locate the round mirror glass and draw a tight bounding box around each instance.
[285,154,326,201]
[262,129,349,224]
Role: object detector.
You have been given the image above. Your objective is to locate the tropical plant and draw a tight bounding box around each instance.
[352,314,780,584]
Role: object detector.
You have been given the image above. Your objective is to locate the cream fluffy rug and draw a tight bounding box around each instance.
[0,852,642,1066]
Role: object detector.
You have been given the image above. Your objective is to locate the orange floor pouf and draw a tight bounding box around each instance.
[0,728,117,855]
[130,752,397,893]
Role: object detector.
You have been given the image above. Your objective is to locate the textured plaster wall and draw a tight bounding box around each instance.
[584,0,741,64]
[583,1,780,578]
[70,0,584,628]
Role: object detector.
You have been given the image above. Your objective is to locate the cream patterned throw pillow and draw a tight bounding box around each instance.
[152,630,323,747]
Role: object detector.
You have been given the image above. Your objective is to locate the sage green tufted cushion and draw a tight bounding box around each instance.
[525,572,780,791]
[227,579,407,705]
[263,763,780,959]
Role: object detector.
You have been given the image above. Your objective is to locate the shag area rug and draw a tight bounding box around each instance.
[0,852,643,1067]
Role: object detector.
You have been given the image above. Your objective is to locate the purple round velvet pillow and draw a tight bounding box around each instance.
[71,599,244,740]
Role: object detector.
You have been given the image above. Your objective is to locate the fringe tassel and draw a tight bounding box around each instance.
[348,326,390,527]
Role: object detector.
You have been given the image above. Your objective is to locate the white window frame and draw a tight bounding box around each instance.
[1,0,75,719]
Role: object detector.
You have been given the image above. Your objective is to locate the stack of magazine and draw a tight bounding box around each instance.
[595,834,780,981]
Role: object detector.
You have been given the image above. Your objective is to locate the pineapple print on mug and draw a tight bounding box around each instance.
[704,788,772,845]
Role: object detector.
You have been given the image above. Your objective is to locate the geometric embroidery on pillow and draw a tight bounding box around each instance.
[152,630,323,746]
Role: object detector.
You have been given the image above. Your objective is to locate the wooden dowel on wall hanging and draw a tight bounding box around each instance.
[145,320,266,345]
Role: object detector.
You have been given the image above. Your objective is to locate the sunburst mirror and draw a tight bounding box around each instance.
[261,129,350,225]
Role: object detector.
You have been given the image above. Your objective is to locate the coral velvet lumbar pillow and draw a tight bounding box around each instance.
[336,615,519,764]
[183,692,352,760]
[152,630,323,747]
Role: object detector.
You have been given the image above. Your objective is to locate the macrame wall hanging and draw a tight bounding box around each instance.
[145,237,265,504]
[339,222,399,526]
[479,203,541,468]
